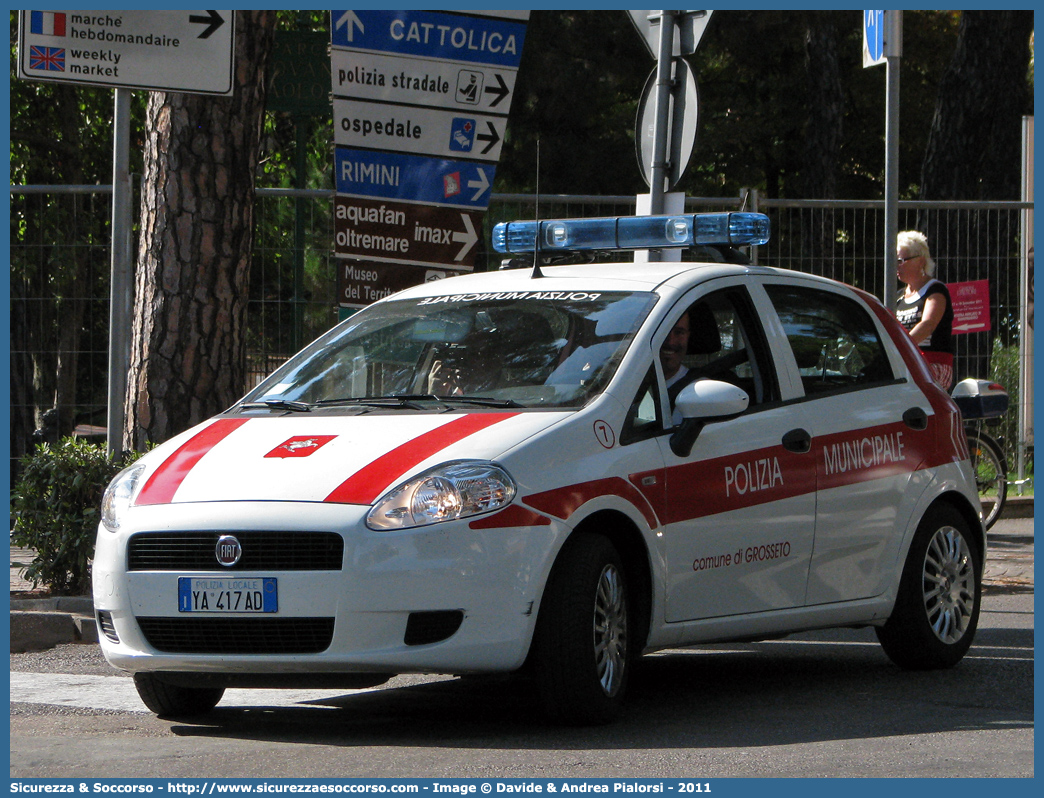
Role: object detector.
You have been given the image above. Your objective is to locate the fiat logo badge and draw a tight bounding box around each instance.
[215,535,242,567]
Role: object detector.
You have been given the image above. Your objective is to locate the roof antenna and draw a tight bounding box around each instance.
[531,137,544,279]
[739,188,750,212]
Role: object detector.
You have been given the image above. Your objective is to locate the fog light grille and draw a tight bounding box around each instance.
[97,611,120,643]
[404,610,464,646]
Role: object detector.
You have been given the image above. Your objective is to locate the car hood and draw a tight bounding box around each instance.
[131,411,569,507]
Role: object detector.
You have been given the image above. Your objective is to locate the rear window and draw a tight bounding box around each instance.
[764,285,896,396]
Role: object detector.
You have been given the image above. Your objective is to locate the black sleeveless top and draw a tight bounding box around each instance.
[896,280,954,354]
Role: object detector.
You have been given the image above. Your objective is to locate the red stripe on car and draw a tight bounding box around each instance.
[325,413,519,505]
[469,504,552,530]
[135,418,250,506]
[526,417,938,527]
[525,477,661,529]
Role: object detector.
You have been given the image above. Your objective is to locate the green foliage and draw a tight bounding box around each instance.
[988,341,1030,480]
[10,438,144,595]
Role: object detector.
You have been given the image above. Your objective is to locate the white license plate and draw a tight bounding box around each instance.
[177,577,278,613]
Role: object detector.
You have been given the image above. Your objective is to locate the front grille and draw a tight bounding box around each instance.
[136,616,335,654]
[127,531,344,571]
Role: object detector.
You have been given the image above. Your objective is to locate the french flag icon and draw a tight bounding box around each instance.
[30,11,66,37]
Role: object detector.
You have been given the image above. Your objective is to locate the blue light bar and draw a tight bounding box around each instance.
[491,213,771,254]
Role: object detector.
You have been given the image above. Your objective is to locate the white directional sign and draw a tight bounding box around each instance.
[17,10,235,94]
[333,98,506,161]
[332,50,518,114]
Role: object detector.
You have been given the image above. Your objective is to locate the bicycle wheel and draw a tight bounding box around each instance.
[966,430,1007,530]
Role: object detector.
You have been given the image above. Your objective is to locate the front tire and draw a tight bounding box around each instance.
[533,533,633,725]
[133,673,225,718]
[876,504,981,670]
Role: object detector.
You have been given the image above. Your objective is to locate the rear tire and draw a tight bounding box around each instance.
[533,533,632,725]
[967,430,1007,530]
[876,504,981,670]
[133,673,225,718]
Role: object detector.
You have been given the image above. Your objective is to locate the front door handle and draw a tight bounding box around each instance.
[782,428,812,454]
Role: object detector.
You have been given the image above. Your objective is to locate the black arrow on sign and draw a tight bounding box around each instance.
[189,10,225,39]
[484,74,510,107]
[477,122,500,155]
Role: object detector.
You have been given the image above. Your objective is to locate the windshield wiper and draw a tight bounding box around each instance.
[239,399,313,413]
[314,394,524,410]
[313,395,441,410]
[434,396,524,408]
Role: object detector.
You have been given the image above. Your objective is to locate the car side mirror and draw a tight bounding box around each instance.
[670,380,750,457]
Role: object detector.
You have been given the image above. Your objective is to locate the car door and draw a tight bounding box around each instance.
[654,281,818,622]
[759,280,929,605]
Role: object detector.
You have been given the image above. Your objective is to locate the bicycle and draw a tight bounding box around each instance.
[951,378,1009,530]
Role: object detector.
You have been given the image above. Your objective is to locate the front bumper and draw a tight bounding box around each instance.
[93,501,560,676]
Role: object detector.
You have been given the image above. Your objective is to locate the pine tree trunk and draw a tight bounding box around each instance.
[125,11,276,450]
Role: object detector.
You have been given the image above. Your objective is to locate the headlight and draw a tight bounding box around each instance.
[366,461,516,531]
[100,464,146,532]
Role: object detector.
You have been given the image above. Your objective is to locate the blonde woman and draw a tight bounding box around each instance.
[895,230,954,389]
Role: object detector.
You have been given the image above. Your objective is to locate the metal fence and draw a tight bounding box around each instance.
[10,186,1033,486]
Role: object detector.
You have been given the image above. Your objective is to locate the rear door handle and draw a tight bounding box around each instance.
[782,428,812,454]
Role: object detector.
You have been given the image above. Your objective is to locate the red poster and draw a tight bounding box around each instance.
[947,280,991,335]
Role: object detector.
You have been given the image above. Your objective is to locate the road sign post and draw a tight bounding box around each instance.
[627,10,711,217]
[864,10,902,307]
[636,59,698,192]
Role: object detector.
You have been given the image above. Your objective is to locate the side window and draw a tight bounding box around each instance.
[764,284,896,396]
[621,367,662,445]
[668,289,778,407]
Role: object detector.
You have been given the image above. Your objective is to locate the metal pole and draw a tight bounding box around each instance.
[648,10,676,215]
[107,88,133,456]
[881,11,902,308]
[1017,115,1034,492]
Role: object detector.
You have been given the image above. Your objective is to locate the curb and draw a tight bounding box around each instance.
[1002,496,1034,519]
[10,604,97,653]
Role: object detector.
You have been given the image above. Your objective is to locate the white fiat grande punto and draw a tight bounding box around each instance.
[94,212,984,724]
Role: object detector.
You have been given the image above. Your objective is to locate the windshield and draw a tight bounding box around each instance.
[243,291,658,410]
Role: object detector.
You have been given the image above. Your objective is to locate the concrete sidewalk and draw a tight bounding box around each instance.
[9,499,1034,653]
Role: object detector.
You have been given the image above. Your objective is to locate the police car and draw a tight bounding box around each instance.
[94,212,984,724]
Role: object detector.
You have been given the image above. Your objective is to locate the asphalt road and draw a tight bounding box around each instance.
[9,518,1033,780]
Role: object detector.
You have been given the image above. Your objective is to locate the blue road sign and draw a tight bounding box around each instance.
[864,10,884,64]
[331,10,526,69]
[334,147,495,208]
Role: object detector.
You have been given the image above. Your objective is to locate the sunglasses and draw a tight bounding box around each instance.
[896,255,921,264]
